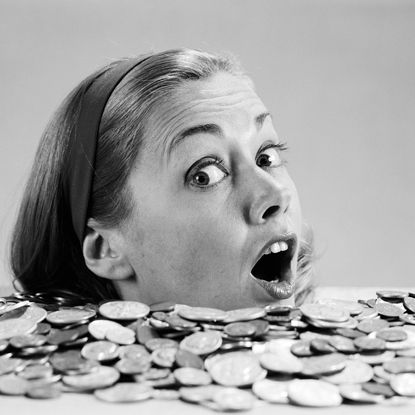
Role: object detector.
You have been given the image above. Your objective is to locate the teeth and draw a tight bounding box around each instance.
[270,242,281,254]
[263,240,289,256]
[279,241,288,251]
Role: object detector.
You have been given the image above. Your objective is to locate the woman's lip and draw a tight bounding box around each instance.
[250,270,295,300]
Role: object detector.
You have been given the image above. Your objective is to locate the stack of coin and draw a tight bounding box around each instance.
[0,289,414,408]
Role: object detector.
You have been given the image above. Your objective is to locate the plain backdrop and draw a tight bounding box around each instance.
[0,0,414,291]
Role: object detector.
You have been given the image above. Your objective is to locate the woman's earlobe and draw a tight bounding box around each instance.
[82,228,133,280]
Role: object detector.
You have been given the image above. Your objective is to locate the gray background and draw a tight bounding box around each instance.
[0,0,414,291]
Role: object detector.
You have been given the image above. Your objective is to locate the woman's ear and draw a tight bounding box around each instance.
[82,219,134,280]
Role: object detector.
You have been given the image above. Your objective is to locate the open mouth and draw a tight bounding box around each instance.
[250,235,297,299]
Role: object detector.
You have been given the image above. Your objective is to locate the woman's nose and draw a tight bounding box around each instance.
[246,170,292,225]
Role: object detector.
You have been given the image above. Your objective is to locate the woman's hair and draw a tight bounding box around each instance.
[10,48,316,304]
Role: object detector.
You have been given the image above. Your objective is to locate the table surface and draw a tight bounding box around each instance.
[0,286,414,415]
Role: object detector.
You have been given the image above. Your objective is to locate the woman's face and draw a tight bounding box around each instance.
[117,72,302,310]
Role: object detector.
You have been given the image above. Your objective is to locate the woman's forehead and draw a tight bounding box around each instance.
[145,72,269,154]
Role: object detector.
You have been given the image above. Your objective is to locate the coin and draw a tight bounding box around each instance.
[357,318,389,334]
[390,373,415,396]
[81,340,119,361]
[212,387,256,411]
[376,328,408,342]
[403,297,415,313]
[0,374,29,395]
[94,382,153,402]
[175,348,204,369]
[375,302,403,318]
[310,338,337,354]
[46,308,96,325]
[0,357,24,375]
[290,340,313,357]
[361,382,395,398]
[288,379,342,407]
[259,352,303,374]
[339,383,384,403]
[322,360,374,384]
[174,367,212,386]
[88,319,123,340]
[316,298,364,315]
[252,378,289,403]
[179,384,223,403]
[301,353,348,377]
[0,318,36,340]
[223,307,266,323]
[145,337,179,352]
[105,326,136,345]
[62,365,120,390]
[10,334,47,348]
[180,331,222,355]
[177,306,228,322]
[376,290,408,302]
[224,322,257,337]
[354,336,386,352]
[26,384,62,399]
[149,301,175,313]
[207,351,266,386]
[99,301,150,320]
[383,357,415,374]
[18,364,53,380]
[151,347,177,368]
[300,303,349,323]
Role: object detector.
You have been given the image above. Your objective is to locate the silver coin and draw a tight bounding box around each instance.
[46,308,96,325]
[62,365,120,390]
[300,303,349,323]
[222,307,266,323]
[322,360,374,384]
[94,382,153,402]
[88,319,124,340]
[173,367,212,386]
[105,326,136,345]
[180,330,222,355]
[81,340,119,361]
[390,373,415,396]
[252,378,289,403]
[0,374,29,395]
[212,386,256,411]
[207,351,266,386]
[177,305,228,322]
[339,383,384,403]
[288,379,342,407]
[99,301,150,320]
[0,318,37,340]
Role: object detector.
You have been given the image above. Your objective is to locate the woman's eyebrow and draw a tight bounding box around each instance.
[166,111,271,159]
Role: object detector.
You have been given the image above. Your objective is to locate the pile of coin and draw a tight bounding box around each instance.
[0,290,415,409]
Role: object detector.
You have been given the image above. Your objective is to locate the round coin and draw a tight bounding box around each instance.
[26,384,62,399]
[88,319,124,340]
[390,373,415,396]
[339,383,384,403]
[94,382,152,402]
[316,298,364,316]
[105,326,135,345]
[383,357,415,374]
[46,308,96,325]
[180,331,222,355]
[62,365,120,390]
[252,378,289,403]
[288,379,342,407]
[99,301,150,320]
[174,367,212,386]
[259,351,303,374]
[300,303,349,323]
[403,297,415,313]
[223,307,266,323]
[212,387,255,411]
[301,353,348,377]
[0,374,28,395]
[0,318,36,340]
[322,360,374,384]
[224,322,257,337]
[357,318,389,334]
[177,306,228,322]
[375,302,403,318]
[207,351,266,386]
[81,340,119,361]
[376,328,408,342]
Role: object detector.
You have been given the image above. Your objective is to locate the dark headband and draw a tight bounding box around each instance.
[64,57,146,245]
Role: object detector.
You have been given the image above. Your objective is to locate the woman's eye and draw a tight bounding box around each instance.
[190,163,227,188]
[256,144,287,168]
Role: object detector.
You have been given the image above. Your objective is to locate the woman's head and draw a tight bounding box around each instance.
[11,48,314,308]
